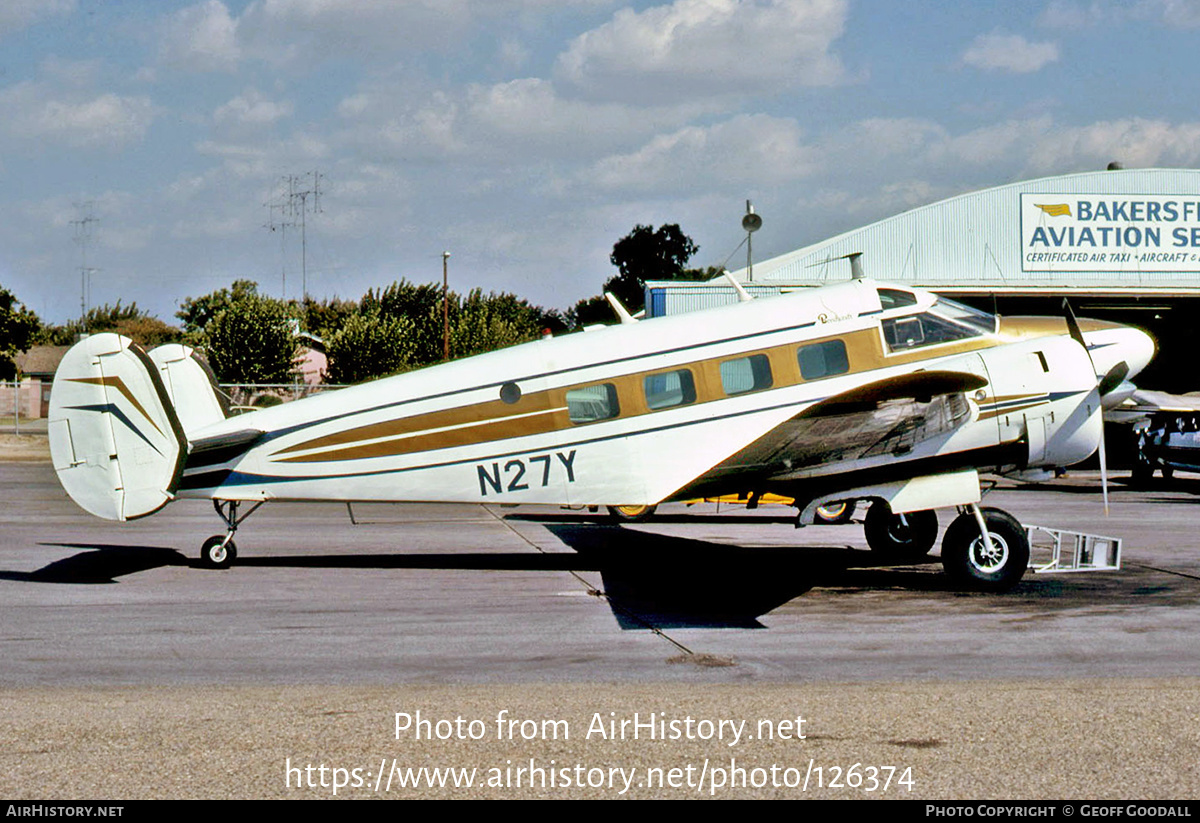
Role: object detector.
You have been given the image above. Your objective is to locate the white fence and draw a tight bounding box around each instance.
[0,381,352,434]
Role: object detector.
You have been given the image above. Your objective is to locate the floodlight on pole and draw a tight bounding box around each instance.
[742,200,762,282]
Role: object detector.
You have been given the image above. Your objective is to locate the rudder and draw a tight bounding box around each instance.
[49,334,187,521]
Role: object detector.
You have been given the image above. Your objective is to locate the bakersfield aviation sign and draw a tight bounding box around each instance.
[1021,194,1200,272]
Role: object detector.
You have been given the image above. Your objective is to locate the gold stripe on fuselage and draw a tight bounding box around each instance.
[268,314,1095,465]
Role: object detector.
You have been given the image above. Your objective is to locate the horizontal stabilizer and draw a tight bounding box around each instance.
[187,428,264,469]
[48,334,186,521]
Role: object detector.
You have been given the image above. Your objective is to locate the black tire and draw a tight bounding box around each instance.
[814,500,857,525]
[941,508,1028,592]
[605,504,657,522]
[864,502,938,560]
[1162,465,1175,480]
[201,535,237,569]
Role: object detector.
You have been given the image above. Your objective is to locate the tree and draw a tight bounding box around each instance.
[608,224,699,309]
[0,286,41,379]
[324,312,414,384]
[299,295,360,342]
[202,291,297,384]
[42,302,181,349]
[176,279,260,339]
[567,223,714,327]
[361,279,551,366]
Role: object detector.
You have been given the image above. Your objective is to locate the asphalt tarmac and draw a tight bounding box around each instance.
[2,458,1199,799]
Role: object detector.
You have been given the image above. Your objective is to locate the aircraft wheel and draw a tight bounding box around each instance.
[814,500,856,525]
[200,536,237,569]
[1162,465,1175,481]
[606,505,656,522]
[941,508,1028,592]
[864,503,938,560]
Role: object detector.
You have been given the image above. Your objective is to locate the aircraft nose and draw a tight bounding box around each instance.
[1086,325,1156,382]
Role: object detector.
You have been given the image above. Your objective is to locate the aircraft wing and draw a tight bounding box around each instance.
[671,370,987,500]
[1106,389,1200,425]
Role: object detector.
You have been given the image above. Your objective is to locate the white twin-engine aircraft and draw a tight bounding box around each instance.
[48,278,1154,592]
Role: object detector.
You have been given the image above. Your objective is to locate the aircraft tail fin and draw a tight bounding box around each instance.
[147,343,228,439]
[48,334,188,521]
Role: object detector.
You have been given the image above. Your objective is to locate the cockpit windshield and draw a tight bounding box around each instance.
[931,297,998,335]
[880,296,997,353]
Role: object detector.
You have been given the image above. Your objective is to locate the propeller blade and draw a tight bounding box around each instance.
[1098,361,1130,397]
[1062,298,1087,350]
[1063,298,1112,515]
[1098,412,1109,516]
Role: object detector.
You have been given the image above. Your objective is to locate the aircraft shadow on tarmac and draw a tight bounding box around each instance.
[24,518,1190,628]
[26,523,955,629]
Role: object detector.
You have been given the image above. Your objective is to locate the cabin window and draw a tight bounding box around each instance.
[643,369,696,410]
[720,354,773,396]
[566,383,620,423]
[797,339,849,380]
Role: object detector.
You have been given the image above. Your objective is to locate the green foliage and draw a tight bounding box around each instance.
[362,280,445,364]
[0,286,41,379]
[324,312,415,384]
[42,301,182,349]
[358,279,548,367]
[299,295,360,342]
[607,224,699,310]
[567,223,713,327]
[203,291,297,383]
[176,279,260,339]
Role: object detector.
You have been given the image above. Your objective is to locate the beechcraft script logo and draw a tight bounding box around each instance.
[1033,203,1071,217]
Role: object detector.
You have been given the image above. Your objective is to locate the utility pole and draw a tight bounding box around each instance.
[264,171,323,300]
[70,202,99,319]
[263,200,288,299]
[442,251,451,361]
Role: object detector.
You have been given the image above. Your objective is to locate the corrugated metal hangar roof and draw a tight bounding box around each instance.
[648,168,1200,318]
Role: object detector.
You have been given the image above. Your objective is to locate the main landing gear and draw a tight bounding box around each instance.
[863,500,1029,591]
[199,499,263,569]
[940,506,1029,592]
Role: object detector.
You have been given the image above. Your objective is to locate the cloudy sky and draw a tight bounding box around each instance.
[3,0,1200,325]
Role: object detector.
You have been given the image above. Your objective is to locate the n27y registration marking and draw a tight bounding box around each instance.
[477,450,577,496]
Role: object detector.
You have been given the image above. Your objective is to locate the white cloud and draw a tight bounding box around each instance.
[589,114,815,193]
[214,89,294,127]
[1040,0,1200,29]
[1152,0,1200,27]
[0,0,73,39]
[557,0,851,103]
[962,31,1060,73]
[158,0,241,73]
[464,78,706,155]
[1021,118,1200,172]
[0,83,156,149]
[334,77,705,166]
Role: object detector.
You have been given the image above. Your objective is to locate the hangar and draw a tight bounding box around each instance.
[648,167,1200,393]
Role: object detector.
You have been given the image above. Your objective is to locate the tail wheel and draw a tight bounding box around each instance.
[201,536,237,570]
[605,505,657,522]
[941,508,1029,592]
[864,502,938,560]
[814,500,857,525]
